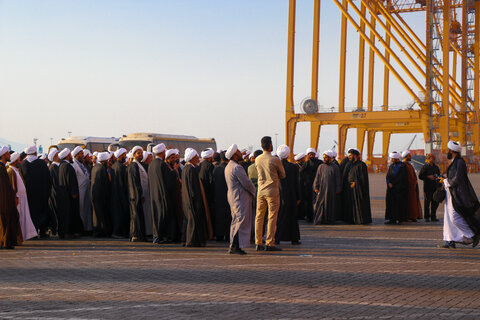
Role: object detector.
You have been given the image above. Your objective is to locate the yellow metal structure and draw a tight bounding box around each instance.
[285,0,480,171]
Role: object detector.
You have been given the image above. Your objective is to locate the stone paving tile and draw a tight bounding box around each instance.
[1,187,480,319]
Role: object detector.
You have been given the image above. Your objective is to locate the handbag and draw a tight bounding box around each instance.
[433,185,446,203]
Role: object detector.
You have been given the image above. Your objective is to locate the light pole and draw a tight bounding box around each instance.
[68,131,72,137]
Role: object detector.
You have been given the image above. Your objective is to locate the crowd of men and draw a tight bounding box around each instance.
[0,137,479,251]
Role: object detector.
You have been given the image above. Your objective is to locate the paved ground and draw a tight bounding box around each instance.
[1,174,479,319]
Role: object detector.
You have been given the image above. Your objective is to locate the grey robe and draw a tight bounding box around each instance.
[225,161,256,248]
[72,159,92,231]
[313,162,341,225]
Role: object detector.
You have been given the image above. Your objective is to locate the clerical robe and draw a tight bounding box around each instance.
[110,161,130,238]
[91,163,111,237]
[339,158,353,222]
[48,163,60,234]
[313,162,341,225]
[127,161,145,239]
[148,158,171,243]
[72,159,92,231]
[276,159,300,242]
[404,161,423,220]
[225,160,256,248]
[347,160,372,224]
[181,163,208,246]
[19,156,52,235]
[58,161,84,237]
[0,162,22,248]
[213,162,231,240]
[7,166,37,240]
[199,160,215,228]
[385,162,408,223]
[299,158,322,222]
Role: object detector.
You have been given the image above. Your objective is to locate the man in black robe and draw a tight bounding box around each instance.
[385,152,408,224]
[199,148,215,232]
[345,148,372,224]
[165,150,183,241]
[339,154,353,222]
[0,147,21,249]
[181,148,209,247]
[110,148,130,238]
[299,148,322,222]
[127,146,146,242]
[149,143,177,244]
[275,145,300,244]
[91,152,112,237]
[313,150,341,225]
[47,149,60,235]
[212,152,231,241]
[19,145,52,238]
[57,149,84,238]
[418,153,441,222]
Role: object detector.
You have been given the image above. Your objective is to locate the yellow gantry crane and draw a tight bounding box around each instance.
[285,0,480,171]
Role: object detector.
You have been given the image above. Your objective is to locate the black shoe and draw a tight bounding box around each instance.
[472,236,479,248]
[424,218,430,222]
[384,220,396,225]
[431,218,439,222]
[291,241,301,245]
[275,240,280,245]
[438,241,456,249]
[229,247,247,255]
[265,246,282,251]
[255,245,265,251]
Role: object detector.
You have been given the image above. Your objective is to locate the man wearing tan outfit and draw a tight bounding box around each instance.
[255,136,286,251]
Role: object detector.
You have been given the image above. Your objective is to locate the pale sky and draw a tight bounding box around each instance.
[0,0,427,154]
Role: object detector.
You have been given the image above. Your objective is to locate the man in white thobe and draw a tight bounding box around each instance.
[439,141,480,248]
[71,146,92,232]
[224,144,256,255]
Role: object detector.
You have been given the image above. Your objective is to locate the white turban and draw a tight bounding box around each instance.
[97,152,111,162]
[0,146,9,157]
[389,152,401,160]
[323,150,334,158]
[201,148,214,159]
[48,149,58,162]
[166,149,179,159]
[83,149,91,157]
[217,149,223,153]
[126,151,133,160]
[39,154,47,160]
[152,143,166,154]
[276,144,290,160]
[306,147,316,155]
[114,148,127,158]
[294,152,305,161]
[401,150,410,158]
[131,146,143,155]
[249,153,255,159]
[244,150,251,157]
[447,140,462,153]
[58,148,71,160]
[142,151,152,163]
[24,145,37,155]
[331,150,338,158]
[9,152,20,164]
[225,144,238,160]
[184,148,198,162]
[71,146,84,157]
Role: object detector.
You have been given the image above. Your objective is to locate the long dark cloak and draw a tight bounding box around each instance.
[299,158,323,221]
[276,159,300,242]
[212,162,231,239]
[91,163,111,237]
[199,160,215,228]
[385,162,408,222]
[163,162,181,241]
[48,164,60,234]
[110,161,130,237]
[127,162,145,239]
[19,158,52,233]
[339,158,353,222]
[446,156,480,236]
[313,162,341,225]
[347,160,372,224]
[0,162,21,248]
[181,164,208,246]
[58,161,84,236]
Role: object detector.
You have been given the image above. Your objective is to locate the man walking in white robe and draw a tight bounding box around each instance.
[224,144,256,255]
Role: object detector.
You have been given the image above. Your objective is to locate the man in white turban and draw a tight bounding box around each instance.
[181,147,211,246]
[7,153,37,241]
[312,150,341,225]
[71,146,92,233]
[438,141,480,248]
[299,147,323,222]
[275,145,301,244]
[401,150,422,222]
[110,147,130,238]
[91,152,112,237]
[127,146,147,241]
[0,148,22,248]
[385,151,408,224]
[19,145,52,238]
[224,144,256,254]
[199,148,215,234]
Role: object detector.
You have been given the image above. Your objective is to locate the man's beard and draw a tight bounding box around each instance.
[447,152,453,160]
